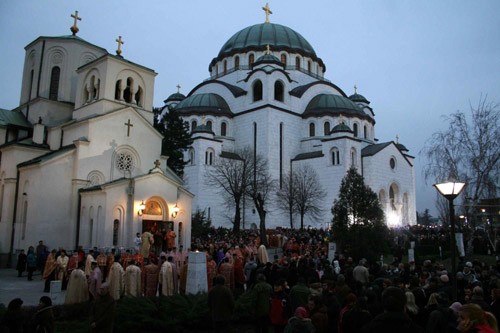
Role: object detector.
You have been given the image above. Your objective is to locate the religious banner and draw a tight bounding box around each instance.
[50,280,62,302]
[186,251,208,294]
[456,233,465,257]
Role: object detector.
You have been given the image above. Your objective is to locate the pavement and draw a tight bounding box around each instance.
[0,269,66,307]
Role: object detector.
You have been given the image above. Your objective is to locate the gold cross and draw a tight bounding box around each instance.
[124,119,133,136]
[176,84,181,93]
[116,36,124,56]
[262,3,272,23]
[154,159,161,168]
[70,10,82,35]
[354,84,357,94]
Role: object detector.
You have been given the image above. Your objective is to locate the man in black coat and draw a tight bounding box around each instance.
[361,286,424,333]
[208,275,235,333]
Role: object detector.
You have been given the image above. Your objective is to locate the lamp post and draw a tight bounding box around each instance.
[433,181,466,301]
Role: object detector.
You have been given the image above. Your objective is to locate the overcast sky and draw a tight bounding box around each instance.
[1,1,499,218]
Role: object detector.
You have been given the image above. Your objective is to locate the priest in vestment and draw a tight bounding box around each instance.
[124,260,141,297]
[42,249,57,293]
[96,250,108,281]
[142,259,160,297]
[107,256,124,300]
[207,255,217,290]
[140,229,154,259]
[159,258,175,296]
[56,250,69,290]
[218,257,235,291]
[88,261,102,301]
[65,262,89,304]
[85,249,95,276]
[257,244,269,265]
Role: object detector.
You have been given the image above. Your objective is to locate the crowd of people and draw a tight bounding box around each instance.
[3,226,500,332]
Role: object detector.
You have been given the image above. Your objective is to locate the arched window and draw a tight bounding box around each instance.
[353,123,358,137]
[331,148,340,165]
[295,56,300,69]
[113,219,120,246]
[49,66,60,100]
[206,120,212,130]
[324,121,331,135]
[309,123,315,137]
[189,148,195,165]
[223,60,227,74]
[249,54,255,66]
[134,86,143,106]
[364,125,368,139]
[274,81,284,102]
[221,122,227,136]
[253,80,263,101]
[115,80,122,100]
[191,120,197,132]
[205,149,214,165]
[307,61,312,72]
[351,148,357,167]
[123,77,133,103]
[234,56,240,69]
[281,54,287,65]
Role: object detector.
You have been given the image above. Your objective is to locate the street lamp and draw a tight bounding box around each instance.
[433,181,466,301]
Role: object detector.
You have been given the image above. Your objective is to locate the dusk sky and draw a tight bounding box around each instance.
[1,1,499,218]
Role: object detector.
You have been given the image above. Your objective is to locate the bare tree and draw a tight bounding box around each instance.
[276,170,297,228]
[421,96,500,218]
[293,164,326,229]
[205,149,253,233]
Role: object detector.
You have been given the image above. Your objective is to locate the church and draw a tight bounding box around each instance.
[0,12,193,266]
[164,4,417,230]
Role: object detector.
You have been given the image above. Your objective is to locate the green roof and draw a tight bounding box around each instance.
[349,93,370,104]
[175,93,232,117]
[304,94,364,117]
[0,109,32,128]
[331,123,352,134]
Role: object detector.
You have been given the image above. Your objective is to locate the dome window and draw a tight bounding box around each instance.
[206,120,213,130]
[223,60,227,75]
[234,56,240,69]
[280,54,287,65]
[49,66,60,101]
[331,147,340,165]
[364,125,368,139]
[221,122,227,136]
[205,149,214,165]
[274,81,284,102]
[249,54,255,66]
[353,123,358,137]
[253,80,263,102]
[295,56,300,69]
[307,61,312,73]
[309,123,315,137]
[191,120,197,132]
[324,121,330,135]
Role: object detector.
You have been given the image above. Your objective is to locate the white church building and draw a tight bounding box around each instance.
[163,13,416,230]
[0,17,192,266]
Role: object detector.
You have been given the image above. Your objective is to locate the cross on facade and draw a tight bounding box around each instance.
[262,3,272,23]
[154,159,161,168]
[116,36,124,56]
[124,119,133,136]
[70,10,82,35]
[176,84,181,93]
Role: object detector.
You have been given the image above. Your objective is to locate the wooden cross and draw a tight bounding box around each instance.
[176,84,181,93]
[154,159,161,168]
[70,10,82,35]
[262,2,272,23]
[124,119,133,136]
[116,36,124,56]
[354,84,357,94]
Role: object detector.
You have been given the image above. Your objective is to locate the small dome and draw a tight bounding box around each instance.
[331,123,353,134]
[304,94,364,117]
[175,93,232,117]
[255,53,281,64]
[163,92,186,104]
[348,93,370,104]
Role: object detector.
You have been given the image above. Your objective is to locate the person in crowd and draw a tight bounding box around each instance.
[107,255,124,300]
[65,261,89,304]
[134,232,142,253]
[361,286,423,332]
[42,249,57,293]
[308,295,329,333]
[141,229,154,259]
[270,279,291,333]
[85,249,95,276]
[490,288,500,326]
[138,258,155,297]
[16,249,27,277]
[457,303,498,333]
[56,249,69,290]
[27,246,37,281]
[352,258,369,286]
[253,273,273,333]
[88,260,102,301]
[124,260,142,297]
[289,276,311,313]
[284,306,315,333]
[470,286,491,311]
[96,249,108,281]
[1,298,24,333]
[208,275,235,333]
[90,283,116,333]
[159,254,175,296]
[31,296,54,333]
[218,257,235,291]
[36,240,48,273]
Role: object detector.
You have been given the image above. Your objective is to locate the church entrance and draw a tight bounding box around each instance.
[141,220,173,234]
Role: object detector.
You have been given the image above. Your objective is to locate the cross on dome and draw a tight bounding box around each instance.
[354,84,357,94]
[70,10,82,35]
[115,36,124,57]
[262,3,272,23]
[176,84,181,93]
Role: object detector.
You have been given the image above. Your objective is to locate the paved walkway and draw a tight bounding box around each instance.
[0,269,66,307]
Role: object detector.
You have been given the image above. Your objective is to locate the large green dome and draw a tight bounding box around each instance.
[304,94,366,118]
[211,23,323,68]
[175,93,232,117]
